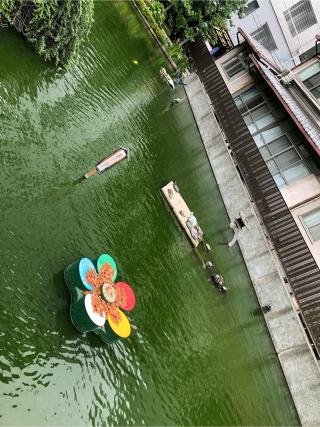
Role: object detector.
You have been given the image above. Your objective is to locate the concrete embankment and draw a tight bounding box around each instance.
[184,72,320,426]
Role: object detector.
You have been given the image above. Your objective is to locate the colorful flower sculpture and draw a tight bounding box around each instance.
[79,254,135,338]
[64,253,136,341]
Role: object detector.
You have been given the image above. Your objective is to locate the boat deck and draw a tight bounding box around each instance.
[161,181,202,247]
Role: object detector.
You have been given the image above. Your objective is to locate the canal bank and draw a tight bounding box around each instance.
[184,72,320,426]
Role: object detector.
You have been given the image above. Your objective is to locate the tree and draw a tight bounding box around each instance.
[161,0,246,44]
[0,0,94,67]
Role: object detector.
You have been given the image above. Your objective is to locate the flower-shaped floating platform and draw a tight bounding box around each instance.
[64,254,135,344]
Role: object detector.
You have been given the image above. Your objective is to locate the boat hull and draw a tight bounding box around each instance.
[84,147,128,178]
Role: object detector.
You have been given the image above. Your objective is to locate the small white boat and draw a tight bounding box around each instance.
[161,181,203,247]
[160,67,175,90]
[85,147,129,179]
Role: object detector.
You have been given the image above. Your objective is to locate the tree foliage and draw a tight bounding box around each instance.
[161,0,246,43]
[0,0,94,67]
[148,1,165,27]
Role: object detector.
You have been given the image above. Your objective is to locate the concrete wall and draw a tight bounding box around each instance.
[281,174,320,268]
[281,174,320,208]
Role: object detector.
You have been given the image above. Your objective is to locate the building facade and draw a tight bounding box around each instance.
[228,0,320,68]
[188,29,320,355]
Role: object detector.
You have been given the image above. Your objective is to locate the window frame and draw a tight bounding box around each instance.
[304,74,320,99]
[283,0,317,37]
[297,60,320,102]
[250,23,277,52]
[221,50,249,81]
[234,86,310,187]
[300,207,320,243]
[242,0,259,17]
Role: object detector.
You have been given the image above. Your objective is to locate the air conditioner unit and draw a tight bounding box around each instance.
[276,69,294,86]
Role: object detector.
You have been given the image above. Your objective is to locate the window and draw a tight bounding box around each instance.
[251,23,277,52]
[302,208,320,241]
[243,0,259,17]
[222,51,248,80]
[284,0,317,37]
[235,87,310,187]
[297,61,320,101]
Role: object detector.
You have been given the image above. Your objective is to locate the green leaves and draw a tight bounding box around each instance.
[149,1,165,26]
[0,0,94,67]
[162,0,246,43]
[167,43,190,72]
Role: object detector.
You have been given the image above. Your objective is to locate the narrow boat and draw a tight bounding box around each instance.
[85,147,129,179]
[161,181,203,247]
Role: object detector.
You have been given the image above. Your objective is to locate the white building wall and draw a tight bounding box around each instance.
[271,0,320,65]
[228,0,295,68]
[228,0,320,68]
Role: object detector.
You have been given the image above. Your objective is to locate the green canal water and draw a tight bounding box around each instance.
[0,2,299,426]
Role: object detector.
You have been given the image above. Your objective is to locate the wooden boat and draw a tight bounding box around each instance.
[85,147,129,179]
[161,181,203,247]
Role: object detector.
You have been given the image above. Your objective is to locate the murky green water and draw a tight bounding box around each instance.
[0,2,299,426]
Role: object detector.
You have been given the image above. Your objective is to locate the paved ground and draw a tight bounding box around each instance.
[184,72,320,426]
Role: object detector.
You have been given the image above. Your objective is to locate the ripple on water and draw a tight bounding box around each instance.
[0,1,299,426]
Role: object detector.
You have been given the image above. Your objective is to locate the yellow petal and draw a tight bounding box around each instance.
[107,308,131,338]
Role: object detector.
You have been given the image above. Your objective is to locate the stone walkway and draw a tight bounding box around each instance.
[184,72,320,426]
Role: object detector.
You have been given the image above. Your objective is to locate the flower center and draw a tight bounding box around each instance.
[101,283,116,303]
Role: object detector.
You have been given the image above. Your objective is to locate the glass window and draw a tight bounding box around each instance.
[273,173,286,187]
[243,0,259,17]
[275,148,300,169]
[268,136,292,155]
[246,96,264,111]
[222,51,248,81]
[304,73,320,90]
[243,114,253,126]
[250,104,269,120]
[310,85,320,100]
[302,208,320,241]
[284,0,317,37]
[253,134,264,147]
[282,163,309,183]
[239,87,260,104]
[255,113,274,130]
[261,126,283,143]
[266,159,278,174]
[298,61,320,100]
[260,146,271,160]
[251,23,277,52]
[234,87,310,187]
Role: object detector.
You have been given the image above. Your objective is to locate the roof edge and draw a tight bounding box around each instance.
[238,27,282,73]
[250,54,320,157]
